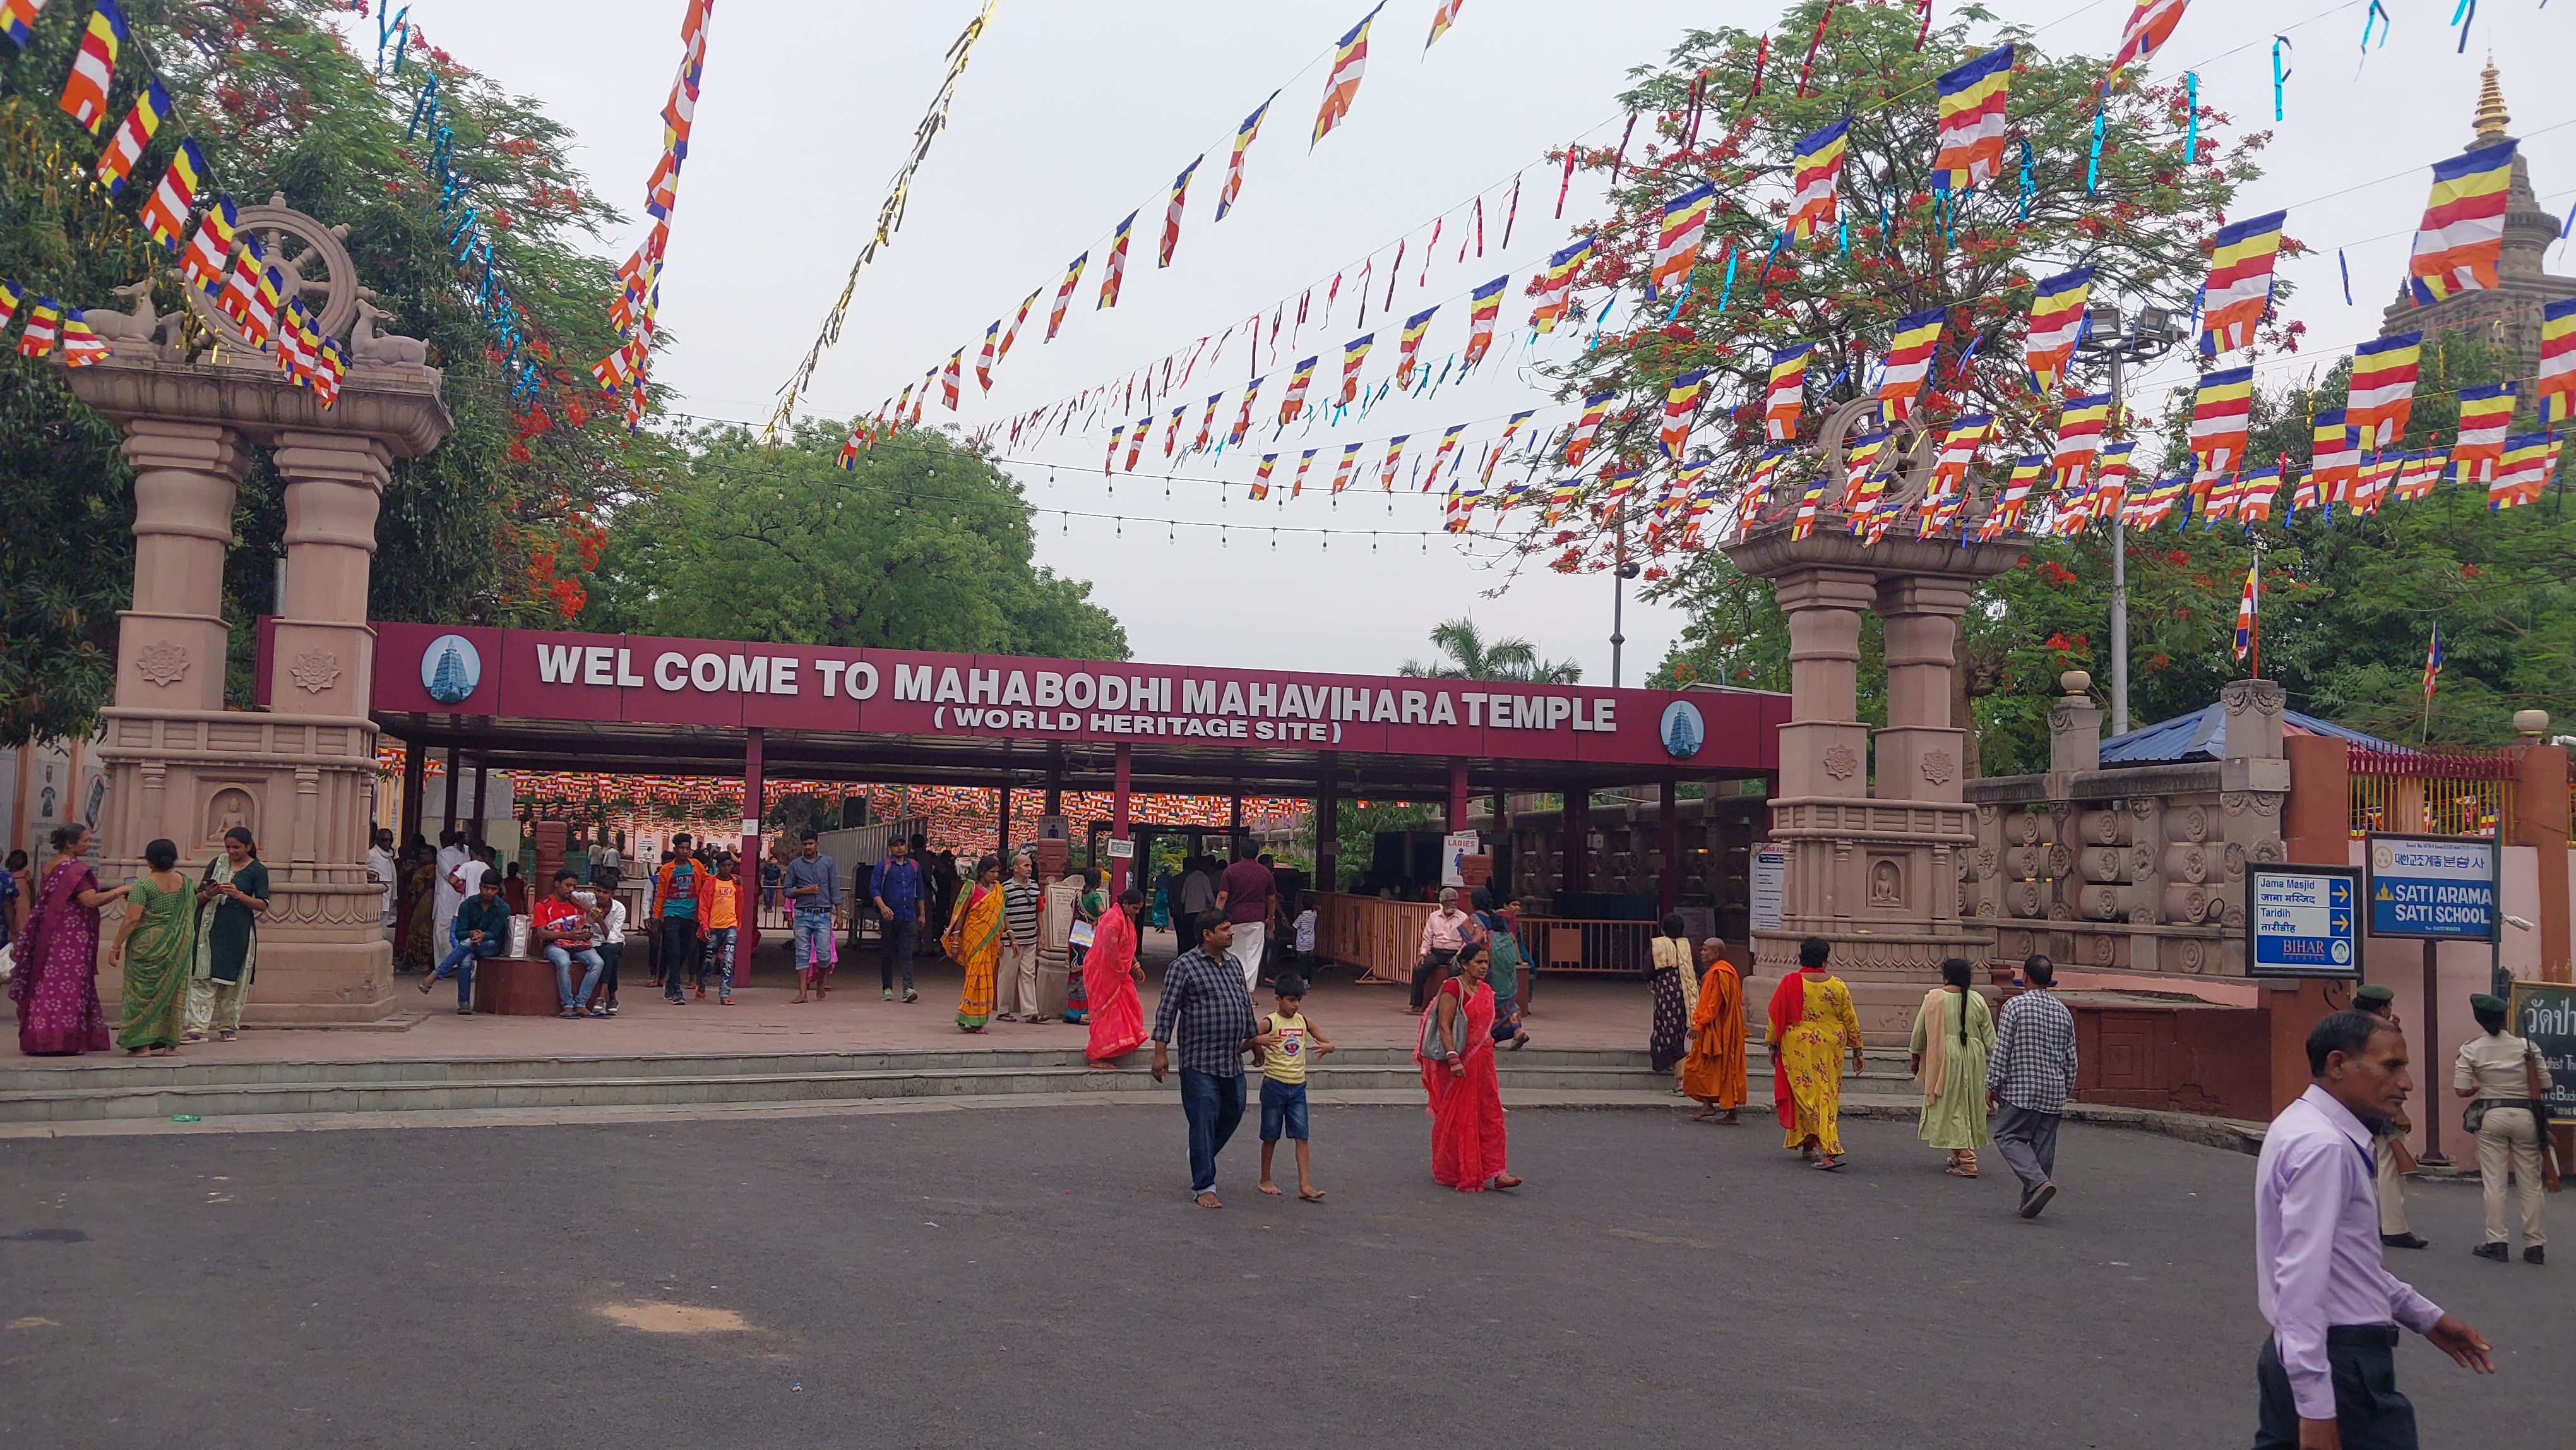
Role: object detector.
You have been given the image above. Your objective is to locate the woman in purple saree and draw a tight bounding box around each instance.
[9,822,128,1056]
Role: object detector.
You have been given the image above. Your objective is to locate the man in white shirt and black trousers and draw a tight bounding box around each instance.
[2253,1009,2496,1448]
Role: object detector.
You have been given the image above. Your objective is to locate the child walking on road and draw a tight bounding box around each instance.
[1255,975,1335,1202]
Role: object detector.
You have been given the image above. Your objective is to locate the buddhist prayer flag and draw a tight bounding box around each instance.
[940,350,963,410]
[1337,334,1373,405]
[2391,452,2443,502]
[15,297,58,356]
[2450,383,2514,481]
[1662,370,1708,460]
[1216,92,1277,222]
[2233,558,2258,669]
[1395,306,1436,387]
[138,138,205,252]
[1280,356,1317,423]
[2308,409,2358,506]
[1124,417,1148,471]
[2351,454,2400,515]
[0,281,18,332]
[998,289,1039,369]
[2023,268,2094,396]
[2109,0,2189,78]
[57,0,124,133]
[975,320,1000,392]
[2422,623,2442,704]
[1047,252,1088,340]
[1429,423,1466,485]
[1530,235,1593,333]
[2235,466,2280,523]
[2407,141,2515,305]
[1252,452,1277,500]
[1229,379,1263,445]
[1841,432,1892,518]
[1162,404,1186,457]
[1424,0,1464,47]
[1482,409,1534,484]
[1879,306,1945,422]
[1764,344,1813,443]
[2536,297,2576,426]
[2052,392,2111,490]
[2094,440,2138,518]
[1098,213,1136,309]
[1312,3,1385,145]
[1785,121,1847,243]
[1463,274,1508,366]
[1159,156,1202,268]
[2491,435,2555,510]
[1565,392,1613,469]
[1379,435,1408,490]
[1976,455,2047,539]
[2199,210,2286,355]
[1294,448,1319,495]
[1190,393,1222,455]
[95,75,169,195]
[1650,183,1714,297]
[3,0,49,48]
[1929,414,1992,496]
[2187,366,2253,475]
[2347,332,2419,450]
[180,195,237,294]
[245,264,285,348]
[1930,45,2013,193]
[58,308,109,366]
[1789,481,1828,541]
[1330,440,1362,494]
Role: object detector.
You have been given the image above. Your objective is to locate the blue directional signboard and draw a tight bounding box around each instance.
[2364,834,2496,941]
[2247,865,2361,978]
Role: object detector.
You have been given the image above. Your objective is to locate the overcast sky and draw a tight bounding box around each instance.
[371,0,2572,682]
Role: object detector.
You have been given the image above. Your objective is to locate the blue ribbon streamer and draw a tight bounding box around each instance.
[2087,109,2104,193]
[2359,1,2390,52]
[2271,37,2291,121]
[2338,249,2353,304]
[1662,277,1693,323]
[2183,73,2199,164]
[1750,229,1786,296]
[2017,140,2035,222]
[1716,248,1740,312]
[405,75,439,141]
[2450,0,2475,52]
[1837,213,1847,255]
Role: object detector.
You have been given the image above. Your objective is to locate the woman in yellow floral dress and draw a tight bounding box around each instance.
[1765,935,1866,1170]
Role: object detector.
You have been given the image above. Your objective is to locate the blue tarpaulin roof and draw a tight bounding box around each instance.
[2097,704,2397,766]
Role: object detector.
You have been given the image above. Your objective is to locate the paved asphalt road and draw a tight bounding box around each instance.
[3,1104,2567,1449]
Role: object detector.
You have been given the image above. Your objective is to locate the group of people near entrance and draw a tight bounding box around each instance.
[8,821,268,1055]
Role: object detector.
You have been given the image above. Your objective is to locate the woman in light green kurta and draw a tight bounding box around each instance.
[112,838,194,1055]
[1909,956,1995,1174]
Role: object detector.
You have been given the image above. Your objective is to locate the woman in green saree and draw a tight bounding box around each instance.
[112,837,193,1055]
[186,827,270,1043]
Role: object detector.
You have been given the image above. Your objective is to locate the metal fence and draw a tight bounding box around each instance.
[2347,745,2517,840]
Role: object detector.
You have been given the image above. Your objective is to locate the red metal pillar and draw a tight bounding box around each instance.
[1110,746,1133,897]
[738,727,763,983]
[1448,757,1470,834]
[1657,777,1681,916]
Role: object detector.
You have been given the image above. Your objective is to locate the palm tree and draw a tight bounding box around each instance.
[1400,617,1582,683]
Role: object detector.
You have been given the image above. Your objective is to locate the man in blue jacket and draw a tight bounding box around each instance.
[871,835,927,1003]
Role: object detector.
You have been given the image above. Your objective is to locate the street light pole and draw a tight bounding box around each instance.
[1611,525,1640,688]
[2076,299,2181,738]
[2106,342,2129,736]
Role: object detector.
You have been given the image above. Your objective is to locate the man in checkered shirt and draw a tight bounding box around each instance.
[1152,911,1264,1209]
[1986,953,2080,1219]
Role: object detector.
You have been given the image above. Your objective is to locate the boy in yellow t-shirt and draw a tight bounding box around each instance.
[1253,975,1334,1201]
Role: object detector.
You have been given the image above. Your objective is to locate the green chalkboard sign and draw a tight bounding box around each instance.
[2507,980,2576,1126]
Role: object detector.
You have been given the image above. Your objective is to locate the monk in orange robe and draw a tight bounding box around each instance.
[1681,938,1747,1122]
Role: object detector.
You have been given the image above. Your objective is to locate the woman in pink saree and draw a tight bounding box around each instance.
[10,822,128,1057]
[1085,887,1148,1065]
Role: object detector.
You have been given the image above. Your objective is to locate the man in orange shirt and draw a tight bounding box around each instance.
[695,856,741,1004]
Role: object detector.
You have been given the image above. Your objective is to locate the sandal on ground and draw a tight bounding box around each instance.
[215,1030,237,1042]
[1492,1175,1523,1190]
[1813,1156,1847,1171]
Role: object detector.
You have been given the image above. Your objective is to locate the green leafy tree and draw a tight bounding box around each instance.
[585,423,1128,659]
[1398,616,1582,682]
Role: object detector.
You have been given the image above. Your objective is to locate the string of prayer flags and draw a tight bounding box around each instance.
[1662,371,1708,460]
[138,138,205,252]
[1099,214,1137,309]
[57,0,124,133]
[2538,299,2576,426]
[2186,367,2254,476]
[1159,157,1202,268]
[2052,392,2111,489]
[95,75,170,195]
[180,196,238,294]
[1463,275,1508,366]
[1530,235,1593,333]
[1879,307,1945,421]
[2108,0,2189,80]
[2200,211,2286,355]
[2347,332,2420,449]
[1280,356,1317,423]
[1313,3,1385,145]
[1764,344,1813,442]
[1048,253,1088,339]
[1337,334,1374,405]
[1785,121,1847,243]
[1395,307,1436,387]
[1424,0,1465,48]
[2408,140,2514,303]
[1565,393,1613,469]
[2023,267,2093,395]
[1930,44,2013,193]
[2449,382,2513,481]
[1216,92,1277,222]
[1651,184,1714,298]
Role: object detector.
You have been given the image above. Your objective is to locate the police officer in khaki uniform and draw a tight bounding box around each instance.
[2354,983,2431,1249]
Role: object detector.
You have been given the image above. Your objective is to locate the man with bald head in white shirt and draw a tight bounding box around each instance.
[2253,1009,2496,1448]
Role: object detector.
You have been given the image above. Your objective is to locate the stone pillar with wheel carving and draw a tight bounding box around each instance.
[65,196,452,1025]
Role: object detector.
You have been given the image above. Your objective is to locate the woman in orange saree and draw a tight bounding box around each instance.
[1083,888,1148,1065]
[943,855,1005,1033]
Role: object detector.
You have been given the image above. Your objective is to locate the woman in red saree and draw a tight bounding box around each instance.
[9,823,127,1057]
[1414,938,1520,1192]
[1084,887,1148,1065]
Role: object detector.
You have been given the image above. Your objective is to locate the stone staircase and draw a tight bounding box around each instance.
[0,1046,1674,1127]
